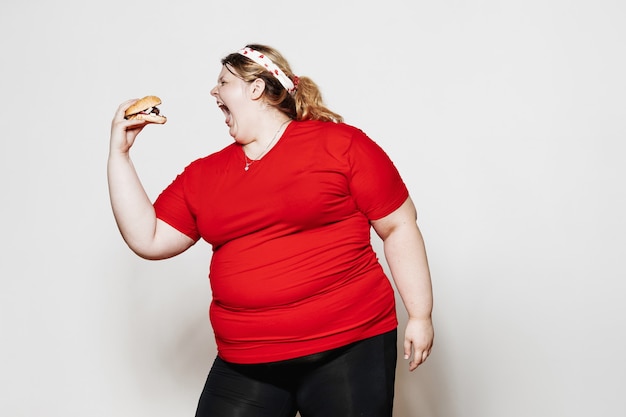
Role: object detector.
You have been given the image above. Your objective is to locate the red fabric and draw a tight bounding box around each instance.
[154,120,409,363]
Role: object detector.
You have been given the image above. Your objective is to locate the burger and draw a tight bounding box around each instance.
[124,95,167,124]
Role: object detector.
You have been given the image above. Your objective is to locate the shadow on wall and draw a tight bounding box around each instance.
[119,252,215,406]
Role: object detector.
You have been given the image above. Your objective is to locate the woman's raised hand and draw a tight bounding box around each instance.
[109,99,149,154]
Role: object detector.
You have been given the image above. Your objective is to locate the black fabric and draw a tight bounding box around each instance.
[195,329,397,417]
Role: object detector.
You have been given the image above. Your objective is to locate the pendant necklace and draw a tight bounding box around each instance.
[244,119,290,171]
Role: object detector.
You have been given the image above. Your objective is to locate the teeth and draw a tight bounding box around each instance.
[217,102,231,124]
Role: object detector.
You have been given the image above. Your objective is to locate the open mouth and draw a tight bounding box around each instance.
[218,102,231,125]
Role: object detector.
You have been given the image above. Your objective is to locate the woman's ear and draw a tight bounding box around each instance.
[249,78,266,99]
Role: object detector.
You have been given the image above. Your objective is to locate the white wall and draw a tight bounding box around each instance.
[1,1,624,416]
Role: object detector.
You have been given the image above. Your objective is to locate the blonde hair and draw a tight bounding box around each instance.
[221,44,343,123]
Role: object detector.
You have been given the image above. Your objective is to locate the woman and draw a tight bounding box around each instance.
[108,44,434,417]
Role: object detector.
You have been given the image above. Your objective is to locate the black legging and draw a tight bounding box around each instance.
[195,329,398,417]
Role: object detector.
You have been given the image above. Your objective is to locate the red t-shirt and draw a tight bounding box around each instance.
[154,120,409,363]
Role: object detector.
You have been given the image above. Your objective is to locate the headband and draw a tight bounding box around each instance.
[237,47,296,93]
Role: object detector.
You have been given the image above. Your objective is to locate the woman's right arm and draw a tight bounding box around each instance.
[107,99,195,260]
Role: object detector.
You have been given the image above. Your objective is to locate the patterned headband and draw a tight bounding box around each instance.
[237,47,296,93]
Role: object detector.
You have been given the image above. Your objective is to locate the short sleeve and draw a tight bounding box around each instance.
[347,129,409,220]
[153,168,201,242]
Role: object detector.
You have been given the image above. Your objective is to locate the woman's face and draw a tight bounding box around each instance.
[210,65,256,142]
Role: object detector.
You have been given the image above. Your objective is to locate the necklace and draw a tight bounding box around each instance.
[244,119,290,171]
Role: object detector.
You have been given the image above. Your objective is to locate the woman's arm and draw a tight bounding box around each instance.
[107,99,195,260]
[371,196,434,371]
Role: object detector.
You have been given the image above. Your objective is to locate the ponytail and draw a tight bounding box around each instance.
[293,76,343,122]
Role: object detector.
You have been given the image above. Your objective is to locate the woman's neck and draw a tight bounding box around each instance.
[243,114,291,158]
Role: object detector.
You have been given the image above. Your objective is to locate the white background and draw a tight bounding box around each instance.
[1,1,625,416]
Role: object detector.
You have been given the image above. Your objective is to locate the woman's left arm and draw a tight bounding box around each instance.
[371,196,434,371]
